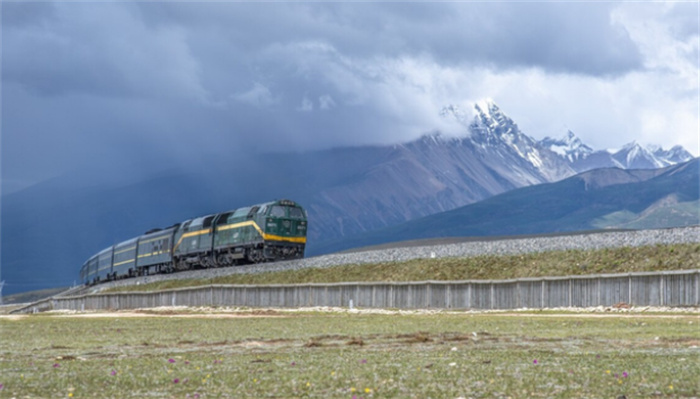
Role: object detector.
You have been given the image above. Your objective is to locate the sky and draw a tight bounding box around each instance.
[2,1,699,194]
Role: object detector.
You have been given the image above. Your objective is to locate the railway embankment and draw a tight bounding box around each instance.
[10,226,699,314]
[90,226,699,293]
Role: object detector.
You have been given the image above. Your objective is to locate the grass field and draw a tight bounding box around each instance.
[1,309,699,398]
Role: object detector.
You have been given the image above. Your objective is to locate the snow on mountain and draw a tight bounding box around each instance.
[652,145,695,165]
[466,100,575,182]
[539,130,694,173]
[539,131,593,163]
[570,150,624,172]
[612,142,665,170]
[440,100,694,176]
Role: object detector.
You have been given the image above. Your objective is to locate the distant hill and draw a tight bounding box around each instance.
[315,159,699,254]
[1,287,68,305]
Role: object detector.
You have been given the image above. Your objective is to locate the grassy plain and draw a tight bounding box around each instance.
[1,310,699,398]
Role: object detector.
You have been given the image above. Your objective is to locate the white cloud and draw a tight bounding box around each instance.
[613,3,698,85]
[231,83,276,107]
[297,96,313,112]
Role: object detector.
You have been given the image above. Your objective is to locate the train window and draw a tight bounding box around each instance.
[269,205,286,217]
[288,207,304,219]
[247,206,259,218]
[215,212,232,225]
[232,207,250,219]
[189,217,204,229]
[203,215,215,228]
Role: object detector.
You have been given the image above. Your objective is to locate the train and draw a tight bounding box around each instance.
[80,199,307,285]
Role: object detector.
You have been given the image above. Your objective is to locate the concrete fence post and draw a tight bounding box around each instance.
[426,283,431,309]
[446,284,451,309]
[696,270,700,306]
[628,274,632,305]
[541,279,546,308]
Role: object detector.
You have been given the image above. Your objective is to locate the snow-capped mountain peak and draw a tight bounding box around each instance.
[538,130,593,163]
[440,100,693,176]
[653,145,695,165]
[473,99,512,130]
[613,142,665,169]
[474,98,497,117]
[441,100,511,134]
[460,100,575,182]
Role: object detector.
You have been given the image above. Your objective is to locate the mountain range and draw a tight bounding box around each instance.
[315,158,699,254]
[304,100,693,245]
[539,129,693,172]
[1,100,696,295]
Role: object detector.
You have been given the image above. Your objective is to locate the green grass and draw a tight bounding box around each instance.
[592,200,700,230]
[1,311,699,398]
[109,243,700,293]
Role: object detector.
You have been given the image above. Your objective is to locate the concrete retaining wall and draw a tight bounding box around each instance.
[14,269,699,313]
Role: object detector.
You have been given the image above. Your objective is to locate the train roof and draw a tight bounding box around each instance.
[140,225,177,238]
[269,199,303,207]
[219,199,304,218]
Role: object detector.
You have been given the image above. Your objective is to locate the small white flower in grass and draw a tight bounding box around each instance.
[449,362,457,367]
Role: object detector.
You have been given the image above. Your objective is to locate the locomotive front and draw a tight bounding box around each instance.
[259,199,307,261]
[210,199,308,265]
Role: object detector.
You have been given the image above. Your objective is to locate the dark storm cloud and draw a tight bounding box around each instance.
[3,2,207,100]
[3,2,644,105]
[0,1,670,193]
[132,2,642,76]
[321,2,643,76]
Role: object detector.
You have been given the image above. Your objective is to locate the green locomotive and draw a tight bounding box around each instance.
[80,199,307,284]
